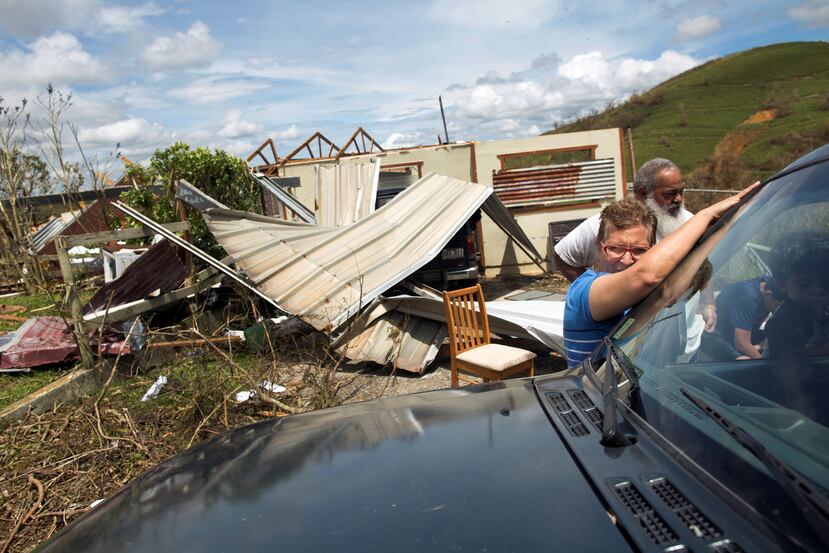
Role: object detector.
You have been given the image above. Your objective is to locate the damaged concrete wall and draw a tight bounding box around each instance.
[473,128,626,276]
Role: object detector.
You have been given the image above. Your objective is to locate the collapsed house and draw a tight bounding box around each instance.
[3,127,624,377]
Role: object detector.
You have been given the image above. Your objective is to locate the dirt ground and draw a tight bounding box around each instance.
[0,273,569,552]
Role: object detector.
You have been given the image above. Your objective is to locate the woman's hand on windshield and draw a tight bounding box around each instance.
[700,181,761,221]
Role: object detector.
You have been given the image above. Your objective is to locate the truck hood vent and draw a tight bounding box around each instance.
[613,481,680,546]
[647,477,722,541]
[546,391,589,437]
[568,389,603,431]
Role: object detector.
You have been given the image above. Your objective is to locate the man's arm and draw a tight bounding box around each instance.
[552,250,586,282]
[553,215,600,282]
[733,328,762,359]
[701,287,717,332]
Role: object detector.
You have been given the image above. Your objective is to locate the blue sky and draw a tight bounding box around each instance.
[0,0,826,165]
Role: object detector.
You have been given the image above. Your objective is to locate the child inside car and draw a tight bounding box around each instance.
[765,230,829,358]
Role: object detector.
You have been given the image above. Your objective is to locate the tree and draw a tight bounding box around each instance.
[0,98,51,289]
[121,142,261,259]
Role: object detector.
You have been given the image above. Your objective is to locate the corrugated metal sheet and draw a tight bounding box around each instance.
[481,195,544,263]
[176,180,228,211]
[0,316,130,371]
[83,239,188,315]
[29,215,73,253]
[203,173,492,330]
[493,158,616,208]
[111,201,283,310]
[37,199,117,255]
[315,161,379,226]
[335,302,446,374]
[252,173,316,223]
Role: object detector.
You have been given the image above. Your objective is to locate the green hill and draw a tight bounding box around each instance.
[548,42,829,203]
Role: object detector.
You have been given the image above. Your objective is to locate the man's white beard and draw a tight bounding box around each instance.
[646,197,684,239]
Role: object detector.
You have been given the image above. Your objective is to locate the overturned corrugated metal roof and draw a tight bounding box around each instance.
[315,161,379,226]
[83,239,188,315]
[203,173,491,330]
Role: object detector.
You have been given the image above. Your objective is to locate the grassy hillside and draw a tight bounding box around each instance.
[548,42,829,198]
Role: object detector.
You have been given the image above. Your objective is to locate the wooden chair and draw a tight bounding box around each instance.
[442,284,536,387]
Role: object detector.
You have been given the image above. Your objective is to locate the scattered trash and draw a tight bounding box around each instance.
[235,381,286,403]
[260,380,287,394]
[235,390,255,403]
[140,375,168,402]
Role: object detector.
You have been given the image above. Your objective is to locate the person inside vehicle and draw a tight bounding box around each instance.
[765,230,829,358]
[563,185,756,369]
[698,277,783,361]
[553,158,717,331]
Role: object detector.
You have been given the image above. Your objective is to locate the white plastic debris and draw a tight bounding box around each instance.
[140,375,168,402]
[259,380,287,394]
[90,499,104,508]
[226,330,246,340]
[235,390,256,403]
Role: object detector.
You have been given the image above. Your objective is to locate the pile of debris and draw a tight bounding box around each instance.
[2,165,565,384]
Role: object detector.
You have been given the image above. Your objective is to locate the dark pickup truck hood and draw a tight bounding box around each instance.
[38,380,631,553]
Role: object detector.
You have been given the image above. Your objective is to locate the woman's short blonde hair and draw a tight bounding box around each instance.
[596,198,657,245]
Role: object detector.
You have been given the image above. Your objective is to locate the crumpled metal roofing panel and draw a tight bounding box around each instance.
[0,316,130,371]
[252,173,316,224]
[334,301,446,374]
[315,161,379,226]
[83,239,188,315]
[204,173,492,330]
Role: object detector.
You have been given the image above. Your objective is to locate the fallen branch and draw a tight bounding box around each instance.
[1,475,45,553]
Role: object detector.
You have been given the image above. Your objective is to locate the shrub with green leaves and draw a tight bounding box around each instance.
[121,142,261,259]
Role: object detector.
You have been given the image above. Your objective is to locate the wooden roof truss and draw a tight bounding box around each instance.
[335,127,384,160]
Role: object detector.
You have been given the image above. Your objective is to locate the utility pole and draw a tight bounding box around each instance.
[439,96,450,144]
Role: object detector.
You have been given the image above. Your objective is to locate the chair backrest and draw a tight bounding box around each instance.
[443,284,490,356]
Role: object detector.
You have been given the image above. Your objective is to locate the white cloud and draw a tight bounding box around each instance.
[674,15,722,42]
[789,1,829,27]
[98,2,165,34]
[218,110,263,139]
[167,76,269,105]
[443,48,704,141]
[559,51,612,89]
[0,0,99,37]
[382,131,424,149]
[273,125,301,140]
[0,32,107,89]
[142,21,222,71]
[428,0,559,29]
[77,117,167,147]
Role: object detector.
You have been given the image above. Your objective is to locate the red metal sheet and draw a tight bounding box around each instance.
[0,316,130,370]
[38,199,119,255]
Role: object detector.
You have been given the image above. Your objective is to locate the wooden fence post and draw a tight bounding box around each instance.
[55,236,94,370]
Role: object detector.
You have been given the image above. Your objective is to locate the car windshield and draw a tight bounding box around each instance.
[607,156,829,500]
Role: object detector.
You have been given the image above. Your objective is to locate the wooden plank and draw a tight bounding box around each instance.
[64,221,190,247]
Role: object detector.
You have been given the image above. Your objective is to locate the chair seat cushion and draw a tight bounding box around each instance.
[456,343,536,372]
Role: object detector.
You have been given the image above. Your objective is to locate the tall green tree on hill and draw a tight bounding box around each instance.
[121,143,262,259]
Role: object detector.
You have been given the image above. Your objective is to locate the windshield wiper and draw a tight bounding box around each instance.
[680,387,829,541]
[579,339,637,447]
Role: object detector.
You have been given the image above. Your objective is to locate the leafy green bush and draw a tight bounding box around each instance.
[120,142,261,259]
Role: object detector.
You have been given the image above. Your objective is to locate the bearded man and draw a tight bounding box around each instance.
[553,158,717,332]
[553,158,691,282]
